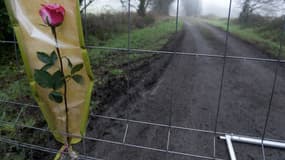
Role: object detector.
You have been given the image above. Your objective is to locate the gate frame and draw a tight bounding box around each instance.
[220,134,285,160]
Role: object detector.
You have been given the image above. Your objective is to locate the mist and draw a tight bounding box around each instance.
[86,0,130,14]
[169,0,240,18]
[87,0,284,18]
[87,0,241,17]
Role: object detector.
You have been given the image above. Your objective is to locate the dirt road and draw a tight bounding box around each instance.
[84,20,285,160]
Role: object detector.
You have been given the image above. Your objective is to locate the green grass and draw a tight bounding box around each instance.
[0,66,32,101]
[89,18,182,49]
[90,18,182,51]
[204,18,283,57]
[90,19,182,67]
[89,18,182,85]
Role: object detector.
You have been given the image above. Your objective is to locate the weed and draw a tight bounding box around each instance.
[110,69,124,76]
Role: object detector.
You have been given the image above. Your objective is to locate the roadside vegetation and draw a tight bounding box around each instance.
[204,0,284,57]
[205,16,284,57]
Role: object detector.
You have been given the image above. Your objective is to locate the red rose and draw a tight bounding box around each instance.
[39,4,65,27]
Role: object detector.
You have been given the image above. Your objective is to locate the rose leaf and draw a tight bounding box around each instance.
[52,71,65,90]
[37,52,51,64]
[71,63,83,74]
[48,91,63,103]
[50,51,58,64]
[41,63,53,71]
[72,74,84,85]
[34,69,53,88]
[65,57,73,69]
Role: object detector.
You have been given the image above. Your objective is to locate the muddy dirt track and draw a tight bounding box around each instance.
[82,20,285,160]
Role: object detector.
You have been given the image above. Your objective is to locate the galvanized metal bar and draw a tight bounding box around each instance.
[225,135,237,160]
[220,134,285,149]
[0,40,17,44]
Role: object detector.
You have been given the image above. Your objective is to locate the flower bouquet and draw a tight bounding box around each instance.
[4,0,94,159]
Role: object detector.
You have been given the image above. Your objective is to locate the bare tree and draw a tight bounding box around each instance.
[80,0,96,12]
[239,0,252,23]
[120,0,174,16]
[181,0,201,17]
[137,0,152,16]
[120,0,128,9]
[152,0,174,15]
[120,0,152,16]
[238,0,284,15]
[238,0,284,23]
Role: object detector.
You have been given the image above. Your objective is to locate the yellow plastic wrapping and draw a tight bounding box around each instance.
[4,0,94,145]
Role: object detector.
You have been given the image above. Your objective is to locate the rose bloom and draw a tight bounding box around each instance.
[39,4,65,27]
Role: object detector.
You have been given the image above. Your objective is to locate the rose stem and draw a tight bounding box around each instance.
[51,27,70,147]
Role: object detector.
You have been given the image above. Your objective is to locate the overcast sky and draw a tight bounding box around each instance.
[86,0,241,17]
[201,0,240,17]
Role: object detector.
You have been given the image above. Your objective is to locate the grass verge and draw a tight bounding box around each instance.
[204,18,284,57]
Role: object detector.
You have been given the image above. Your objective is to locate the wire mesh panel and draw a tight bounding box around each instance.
[1,0,285,160]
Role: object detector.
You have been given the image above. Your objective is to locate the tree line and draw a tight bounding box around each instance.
[238,0,285,23]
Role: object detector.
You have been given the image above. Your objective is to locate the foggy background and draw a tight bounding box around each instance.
[87,0,241,17]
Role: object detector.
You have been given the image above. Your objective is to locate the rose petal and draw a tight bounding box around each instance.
[39,7,52,25]
[39,3,65,27]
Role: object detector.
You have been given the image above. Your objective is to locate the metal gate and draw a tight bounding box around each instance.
[0,0,285,159]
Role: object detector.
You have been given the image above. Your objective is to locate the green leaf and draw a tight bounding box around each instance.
[48,91,63,103]
[37,51,57,69]
[72,74,84,85]
[50,51,57,64]
[71,63,83,74]
[52,71,65,90]
[41,63,53,71]
[37,52,50,64]
[66,57,73,69]
[34,69,53,88]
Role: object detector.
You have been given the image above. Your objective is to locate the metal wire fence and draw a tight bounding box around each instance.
[0,0,285,160]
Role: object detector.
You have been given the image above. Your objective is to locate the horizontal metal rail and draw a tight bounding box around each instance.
[86,45,284,63]
[0,119,224,160]
[2,99,285,145]
[220,134,285,149]
[1,40,284,63]
[0,40,17,44]
[0,137,101,160]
